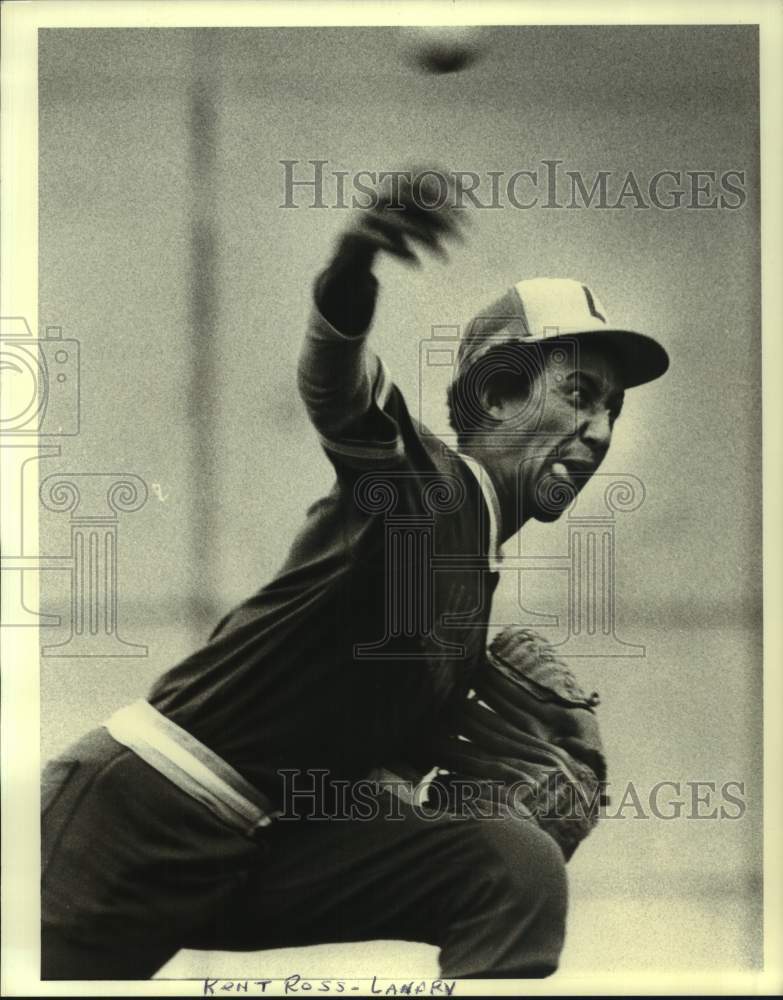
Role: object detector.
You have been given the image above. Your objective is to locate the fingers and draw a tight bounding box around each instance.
[337,215,440,268]
[360,214,423,264]
[460,697,550,749]
[457,712,526,759]
[357,215,448,268]
[340,167,469,268]
[476,667,567,729]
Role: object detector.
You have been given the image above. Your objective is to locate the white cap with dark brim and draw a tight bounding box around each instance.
[457,277,669,389]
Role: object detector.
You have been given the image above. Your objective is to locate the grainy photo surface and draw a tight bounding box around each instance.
[1,2,780,996]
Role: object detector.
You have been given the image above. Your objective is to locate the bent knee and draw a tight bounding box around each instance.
[478,815,568,912]
[439,817,568,977]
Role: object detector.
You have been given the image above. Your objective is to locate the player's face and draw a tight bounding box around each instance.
[489,342,625,523]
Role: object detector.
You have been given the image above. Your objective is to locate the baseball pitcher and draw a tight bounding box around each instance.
[41,170,668,980]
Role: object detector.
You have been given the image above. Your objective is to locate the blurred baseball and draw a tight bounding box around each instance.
[405,27,484,75]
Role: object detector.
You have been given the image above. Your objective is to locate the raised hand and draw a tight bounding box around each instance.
[318,167,468,335]
[334,166,468,271]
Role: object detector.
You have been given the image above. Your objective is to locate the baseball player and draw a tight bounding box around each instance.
[41,170,669,980]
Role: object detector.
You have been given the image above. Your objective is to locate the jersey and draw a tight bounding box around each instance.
[148,274,503,808]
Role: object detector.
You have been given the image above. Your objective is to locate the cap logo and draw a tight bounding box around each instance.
[582,284,606,324]
[455,276,670,389]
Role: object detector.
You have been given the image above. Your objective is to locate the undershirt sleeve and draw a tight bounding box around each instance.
[297,268,405,469]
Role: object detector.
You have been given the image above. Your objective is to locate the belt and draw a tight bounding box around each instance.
[104,700,281,836]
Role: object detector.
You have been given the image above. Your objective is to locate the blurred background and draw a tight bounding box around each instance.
[37,25,761,978]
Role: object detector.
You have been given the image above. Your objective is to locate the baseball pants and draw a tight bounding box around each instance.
[42,727,568,980]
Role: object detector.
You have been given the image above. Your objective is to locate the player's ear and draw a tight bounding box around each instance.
[481,381,507,420]
[481,372,528,422]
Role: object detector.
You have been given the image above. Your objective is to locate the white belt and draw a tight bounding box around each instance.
[104,700,281,836]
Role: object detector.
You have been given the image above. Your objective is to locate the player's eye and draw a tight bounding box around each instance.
[567,379,590,406]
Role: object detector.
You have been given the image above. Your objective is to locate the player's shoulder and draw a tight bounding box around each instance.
[389,409,480,518]
[404,408,468,478]
[383,380,461,471]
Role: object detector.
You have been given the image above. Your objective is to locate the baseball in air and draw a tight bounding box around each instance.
[406,28,484,75]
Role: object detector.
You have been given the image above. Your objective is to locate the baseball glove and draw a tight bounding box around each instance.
[433,627,608,860]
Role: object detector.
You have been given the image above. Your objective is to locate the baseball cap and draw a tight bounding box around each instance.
[457,277,669,389]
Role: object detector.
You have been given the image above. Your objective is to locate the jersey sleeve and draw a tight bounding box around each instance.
[297,276,406,471]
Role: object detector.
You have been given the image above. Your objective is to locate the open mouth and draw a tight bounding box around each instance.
[550,457,595,485]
